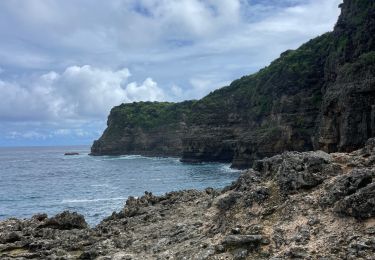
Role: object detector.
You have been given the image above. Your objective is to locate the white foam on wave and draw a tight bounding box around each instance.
[99,155,143,161]
[62,154,89,160]
[98,155,179,162]
[220,164,243,173]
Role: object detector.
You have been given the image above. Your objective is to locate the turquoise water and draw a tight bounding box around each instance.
[0,146,241,225]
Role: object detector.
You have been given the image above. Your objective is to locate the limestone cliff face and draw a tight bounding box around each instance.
[318,0,375,152]
[91,101,192,156]
[91,0,375,168]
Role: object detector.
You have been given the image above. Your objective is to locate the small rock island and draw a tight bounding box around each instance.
[64,152,80,156]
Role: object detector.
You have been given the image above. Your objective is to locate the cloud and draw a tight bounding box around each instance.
[0,0,343,145]
[0,65,166,121]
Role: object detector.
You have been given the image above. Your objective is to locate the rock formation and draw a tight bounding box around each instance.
[3,138,375,259]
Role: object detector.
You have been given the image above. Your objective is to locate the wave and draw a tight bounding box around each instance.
[61,197,128,204]
[97,155,179,162]
[7,159,33,163]
[220,164,243,173]
[62,154,89,159]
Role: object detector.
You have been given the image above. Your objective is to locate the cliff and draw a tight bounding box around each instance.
[91,101,193,156]
[3,138,375,259]
[91,0,375,169]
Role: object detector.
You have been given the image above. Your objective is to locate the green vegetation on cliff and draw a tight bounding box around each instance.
[193,32,334,123]
[109,101,193,130]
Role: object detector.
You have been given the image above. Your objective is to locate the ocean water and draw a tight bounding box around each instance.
[0,146,241,226]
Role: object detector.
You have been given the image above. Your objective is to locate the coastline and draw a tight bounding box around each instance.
[2,139,375,259]
[0,149,240,227]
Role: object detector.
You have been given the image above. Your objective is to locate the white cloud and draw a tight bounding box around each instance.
[7,130,48,140]
[0,65,166,121]
[0,0,344,144]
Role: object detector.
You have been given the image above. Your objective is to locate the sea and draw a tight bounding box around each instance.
[0,146,241,226]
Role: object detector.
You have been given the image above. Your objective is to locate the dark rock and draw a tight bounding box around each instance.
[321,169,373,206]
[41,211,88,230]
[292,226,310,245]
[242,186,270,207]
[217,192,242,211]
[276,152,338,194]
[231,227,241,234]
[232,248,248,259]
[287,247,309,258]
[272,229,285,249]
[64,152,79,156]
[225,170,262,192]
[334,183,375,219]
[254,151,339,194]
[215,244,225,253]
[32,213,48,221]
[1,232,21,243]
[79,250,99,260]
[247,225,263,235]
[307,217,320,226]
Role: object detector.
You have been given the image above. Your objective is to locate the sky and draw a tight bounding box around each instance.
[0,0,343,147]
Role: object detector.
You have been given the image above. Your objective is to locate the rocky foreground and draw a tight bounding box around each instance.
[3,139,375,259]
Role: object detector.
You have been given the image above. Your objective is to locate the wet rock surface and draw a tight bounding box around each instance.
[3,139,375,259]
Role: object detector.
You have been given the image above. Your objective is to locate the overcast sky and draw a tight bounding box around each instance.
[0,0,342,146]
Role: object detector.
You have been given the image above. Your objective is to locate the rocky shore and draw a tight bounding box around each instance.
[3,138,375,259]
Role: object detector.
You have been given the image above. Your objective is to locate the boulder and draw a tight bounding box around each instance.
[321,169,373,206]
[254,151,340,194]
[334,183,375,219]
[41,211,88,230]
[0,232,21,243]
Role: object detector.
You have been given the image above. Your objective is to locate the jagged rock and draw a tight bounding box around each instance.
[225,170,262,192]
[292,226,311,245]
[32,213,48,221]
[334,183,375,219]
[254,151,339,194]
[0,232,21,243]
[321,169,373,206]
[287,247,309,258]
[217,192,242,211]
[41,211,88,230]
